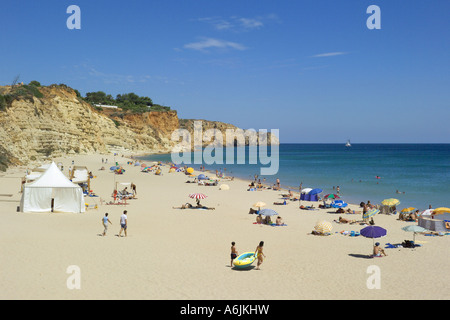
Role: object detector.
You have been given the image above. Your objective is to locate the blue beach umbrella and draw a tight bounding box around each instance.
[360,225,387,247]
[331,200,348,208]
[198,174,207,180]
[259,209,278,216]
[309,188,323,195]
[110,166,119,171]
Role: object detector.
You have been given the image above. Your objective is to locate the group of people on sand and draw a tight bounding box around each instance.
[398,209,419,222]
[101,210,128,237]
[230,241,266,270]
[253,214,284,226]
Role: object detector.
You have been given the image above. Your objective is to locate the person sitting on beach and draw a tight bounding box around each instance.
[373,242,387,257]
[276,216,283,226]
[409,210,419,221]
[256,214,263,224]
[263,216,272,225]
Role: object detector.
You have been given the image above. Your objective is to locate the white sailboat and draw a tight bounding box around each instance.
[345,139,351,147]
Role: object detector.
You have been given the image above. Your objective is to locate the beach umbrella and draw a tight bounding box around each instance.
[381,198,400,207]
[186,167,194,174]
[420,209,433,216]
[324,194,340,200]
[400,207,416,215]
[189,193,207,200]
[198,174,207,180]
[433,207,450,215]
[134,162,140,166]
[309,188,323,195]
[363,208,380,220]
[360,226,387,247]
[331,200,348,208]
[253,201,267,209]
[189,193,207,206]
[110,166,119,171]
[259,209,278,216]
[402,225,427,242]
[314,220,333,234]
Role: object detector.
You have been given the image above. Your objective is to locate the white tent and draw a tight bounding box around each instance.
[20,162,85,213]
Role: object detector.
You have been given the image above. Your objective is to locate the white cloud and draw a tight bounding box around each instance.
[195,14,279,32]
[311,52,349,58]
[238,18,264,29]
[184,38,247,52]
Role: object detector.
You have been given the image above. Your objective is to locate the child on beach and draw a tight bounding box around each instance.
[230,242,238,267]
[373,242,387,257]
[255,241,266,270]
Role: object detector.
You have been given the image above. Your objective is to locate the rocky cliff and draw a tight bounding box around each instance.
[0,84,278,168]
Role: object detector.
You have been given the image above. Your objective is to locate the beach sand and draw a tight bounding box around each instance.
[0,153,448,300]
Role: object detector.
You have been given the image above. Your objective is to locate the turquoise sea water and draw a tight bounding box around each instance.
[139,144,450,213]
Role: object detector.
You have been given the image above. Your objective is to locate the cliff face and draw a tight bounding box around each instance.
[0,85,279,167]
[0,85,177,165]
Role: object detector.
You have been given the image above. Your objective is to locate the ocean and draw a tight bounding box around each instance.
[138,144,450,213]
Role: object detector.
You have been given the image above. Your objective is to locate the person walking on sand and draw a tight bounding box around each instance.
[230,242,238,267]
[118,210,128,237]
[255,241,266,270]
[102,213,112,236]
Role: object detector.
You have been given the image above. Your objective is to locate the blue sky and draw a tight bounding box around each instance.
[1,0,449,143]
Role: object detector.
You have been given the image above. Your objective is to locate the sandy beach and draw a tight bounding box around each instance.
[0,153,448,300]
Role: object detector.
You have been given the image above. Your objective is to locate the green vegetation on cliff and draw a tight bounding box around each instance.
[84,91,171,113]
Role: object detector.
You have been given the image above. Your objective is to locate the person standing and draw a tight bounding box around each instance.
[118,210,128,237]
[102,213,112,236]
[255,241,266,270]
[230,242,238,267]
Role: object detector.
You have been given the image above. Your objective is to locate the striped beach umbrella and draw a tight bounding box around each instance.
[314,220,333,234]
[324,194,340,200]
[381,198,400,207]
[363,208,380,220]
[189,193,208,200]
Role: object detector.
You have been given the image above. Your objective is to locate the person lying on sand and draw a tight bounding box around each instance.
[334,216,357,224]
[273,200,287,205]
[172,203,193,209]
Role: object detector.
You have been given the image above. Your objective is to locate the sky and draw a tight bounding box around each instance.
[1,0,449,143]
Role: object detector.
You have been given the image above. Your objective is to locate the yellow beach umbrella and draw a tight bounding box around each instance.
[381,198,400,207]
[433,207,450,215]
[253,201,266,209]
[400,207,416,215]
[314,220,333,234]
[187,167,194,174]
